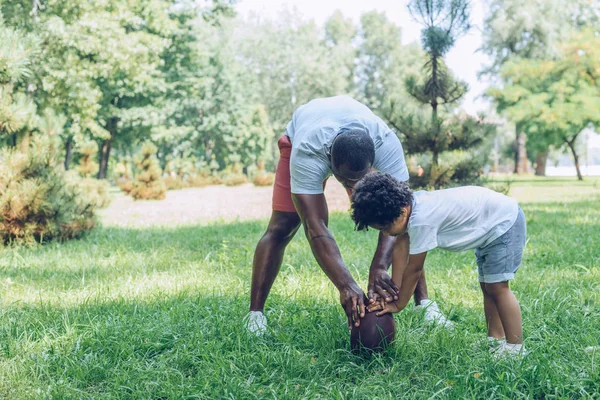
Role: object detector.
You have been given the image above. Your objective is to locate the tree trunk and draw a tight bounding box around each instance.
[516,132,528,174]
[513,127,519,174]
[534,151,548,176]
[64,136,73,170]
[566,137,583,181]
[98,118,117,179]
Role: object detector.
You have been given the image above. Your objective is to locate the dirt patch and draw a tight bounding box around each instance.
[100,181,351,228]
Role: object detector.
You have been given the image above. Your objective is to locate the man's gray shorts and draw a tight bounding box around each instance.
[475,207,527,283]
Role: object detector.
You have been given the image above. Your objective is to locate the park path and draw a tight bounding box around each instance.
[100,181,350,227]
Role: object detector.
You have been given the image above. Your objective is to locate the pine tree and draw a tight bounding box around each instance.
[0,137,98,244]
[130,142,167,200]
[75,140,111,208]
[383,0,494,189]
[77,141,100,177]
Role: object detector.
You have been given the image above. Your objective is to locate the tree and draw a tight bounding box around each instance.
[235,10,351,133]
[382,0,493,189]
[480,0,599,174]
[488,29,600,181]
[355,11,422,112]
[0,15,38,150]
[130,142,167,200]
[324,11,358,94]
[0,137,98,244]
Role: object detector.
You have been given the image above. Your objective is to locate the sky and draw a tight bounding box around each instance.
[235,0,493,115]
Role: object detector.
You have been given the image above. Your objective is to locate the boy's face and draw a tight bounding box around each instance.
[370,206,410,237]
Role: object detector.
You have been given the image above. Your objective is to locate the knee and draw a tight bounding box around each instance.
[266,216,300,242]
[483,282,509,298]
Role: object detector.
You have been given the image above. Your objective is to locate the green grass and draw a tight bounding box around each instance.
[1,179,599,399]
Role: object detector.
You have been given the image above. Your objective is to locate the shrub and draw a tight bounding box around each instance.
[0,139,99,245]
[223,173,248,186]
[252,159,274,187]
[253,172,274,187]
[129,142,166,200]
[77,140,100,178]
[164,175,186,190]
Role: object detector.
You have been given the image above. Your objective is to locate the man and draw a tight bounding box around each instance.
[246,96,452,335]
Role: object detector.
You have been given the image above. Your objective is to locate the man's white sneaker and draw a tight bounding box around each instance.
[244,311,267,336]
[416,299,454,329]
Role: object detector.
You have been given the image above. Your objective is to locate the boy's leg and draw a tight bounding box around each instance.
[480,282,506,339]
[483,282,523,344]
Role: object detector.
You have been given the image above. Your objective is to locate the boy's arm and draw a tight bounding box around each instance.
[368,235,427,315]
[391,251,427,312]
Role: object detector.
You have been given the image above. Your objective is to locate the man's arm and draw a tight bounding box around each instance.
[367,232,400,303]
[292,193,366,329]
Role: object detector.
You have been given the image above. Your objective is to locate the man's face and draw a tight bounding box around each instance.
[332,161,371,191]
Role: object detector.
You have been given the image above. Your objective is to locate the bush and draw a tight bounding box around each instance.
[252,159,275,187]
[130,142,166,200]
[223,173,248,186]
[77,177,112,209]
[253,172,274,187]
[117,179,133,194]
[77,141,100,178]
[0,139,99,245]
[164,175,186,190]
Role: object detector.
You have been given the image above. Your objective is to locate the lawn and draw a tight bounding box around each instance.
[1,178,599,399]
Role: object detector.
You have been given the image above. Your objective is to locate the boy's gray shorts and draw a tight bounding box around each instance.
[475,207,526,283]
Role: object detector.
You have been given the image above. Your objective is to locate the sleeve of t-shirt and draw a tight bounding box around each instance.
[408,225,438,254]
[372,131,409,183]
[290,149,330,194]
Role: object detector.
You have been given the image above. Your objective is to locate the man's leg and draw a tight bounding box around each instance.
[414,270,453,328]
[246,134,298,334]
[413,270,428,305]
[250,210,301,312]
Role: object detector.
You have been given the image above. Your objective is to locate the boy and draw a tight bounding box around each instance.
[350,172,527,356]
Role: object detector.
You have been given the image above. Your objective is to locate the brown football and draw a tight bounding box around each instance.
[350,310,395,352]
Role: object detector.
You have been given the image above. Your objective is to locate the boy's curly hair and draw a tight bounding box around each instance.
[350,172,414,231]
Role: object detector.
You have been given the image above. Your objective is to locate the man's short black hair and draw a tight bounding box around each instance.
[351,172,414,231]
[331,129,375,171]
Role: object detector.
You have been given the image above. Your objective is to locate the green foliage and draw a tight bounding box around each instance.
[0,137,98,244]
[76,140,99,178]
[0,18,38,140]
[488,29,600,180]
[130,142,166,200]
[354,12,424,113]
[383,0,492,189]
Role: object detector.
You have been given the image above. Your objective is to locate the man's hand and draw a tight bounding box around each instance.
[367,298,401,316]
[368,268,399,304]
[339,283,366,330]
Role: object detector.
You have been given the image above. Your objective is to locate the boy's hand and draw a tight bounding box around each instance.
[368,268,399,304]
[367,298,401,316]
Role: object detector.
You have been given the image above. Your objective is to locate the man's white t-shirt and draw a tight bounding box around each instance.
[407,186,519,255]
[286,96,409,194]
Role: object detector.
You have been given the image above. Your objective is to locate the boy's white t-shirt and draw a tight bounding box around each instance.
[407,186,519,255]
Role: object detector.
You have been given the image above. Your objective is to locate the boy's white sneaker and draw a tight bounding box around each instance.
[416,299,454,329]
[491,342,527,358]
[244,311,267,336]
